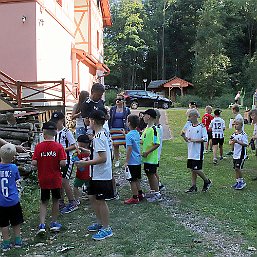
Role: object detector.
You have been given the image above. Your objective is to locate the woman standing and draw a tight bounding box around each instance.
[109,96,131,167]
[71,90,89,138]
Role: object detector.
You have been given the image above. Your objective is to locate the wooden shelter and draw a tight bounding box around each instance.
[148,76,193,101]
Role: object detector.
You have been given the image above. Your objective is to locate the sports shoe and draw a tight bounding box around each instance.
[59,201,65,211]
[114,161,120,168]
[75,200,81,206]
[61,203,78,214]
[226,151,233,156]
[124,197,139,204]
[50,222,62,232]
[37,223,46,235]
[138,193,144,201]
[231,181,238,188]
[92,227,113,240]
[213,158,218,164]
[220,156,224,160]
[159,184,166,191]
[105,192,119,201]
[235,180,246,190]
[185,185,197,193]
[147,193,162,203]
[14,238,22,248]
[202,179,212,192]
[1,242,11,251]
[87,223,103,232]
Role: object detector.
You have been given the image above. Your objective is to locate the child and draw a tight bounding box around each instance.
[202,106,214,153]
[183,109,212,193]
[229,120,248,190]
[50,112,77,214]
[209,109,225,164]
[141,109,161,202]
[154,109,165,190]
[32,121,67,234]
[0,143,23,251]
[124,114,143,204]
[249,108,257,180]
[72,135,91,205]
[75,110,114,240]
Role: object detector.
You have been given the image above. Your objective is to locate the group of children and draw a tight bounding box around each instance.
[182,102,248,193]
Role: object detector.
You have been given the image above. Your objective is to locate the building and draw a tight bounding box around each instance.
[0,0,111,107]
[148,76,193,101]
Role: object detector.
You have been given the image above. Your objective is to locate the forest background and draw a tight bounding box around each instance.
[104,0,257,108]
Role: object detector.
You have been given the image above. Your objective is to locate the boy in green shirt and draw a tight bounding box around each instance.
[141,109,161,202]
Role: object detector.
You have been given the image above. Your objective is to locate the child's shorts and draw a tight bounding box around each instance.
[0,202,24,227]
[187,159,203,170]
[127,165,141,181]
[41,188,61,202]
[87,180,114,200]
[74,178,90,188]
[233,159,245,170]
[212,138,224,146]
[207,131,212,140]
[144,163,158,175]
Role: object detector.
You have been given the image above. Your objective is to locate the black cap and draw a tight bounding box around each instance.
[50,112,65,122]
[190,101,197,106]
[214,109,222,115]
[89,110,106,120]
[42,121,57,130]
[142,109,157,118]
[77,135,91,144]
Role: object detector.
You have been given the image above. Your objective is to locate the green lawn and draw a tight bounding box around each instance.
[5,108,257,256]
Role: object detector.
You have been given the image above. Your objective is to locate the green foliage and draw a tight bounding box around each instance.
[104,89,119,106]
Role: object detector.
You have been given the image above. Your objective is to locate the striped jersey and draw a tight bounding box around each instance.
[209,117,226,139]
[231,131,248,160]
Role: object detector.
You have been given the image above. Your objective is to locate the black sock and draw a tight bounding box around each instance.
[133,195,138,199]
[138,190,143,195]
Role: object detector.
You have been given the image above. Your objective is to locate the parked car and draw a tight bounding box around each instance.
[122,90,172,109]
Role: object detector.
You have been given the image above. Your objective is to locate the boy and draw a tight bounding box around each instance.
[229,120,248,190]
[209,109,226,164]
[141,109,161,202]
[249,108,257,180]
[50,112,77,214]
[124,114,143,204]
[0,143,23,251]
[75,110,114,240]
[72,135,91,205]
[155,109,165,190]
[32,121,67,234]
[202,106,214,153]
[183,109,212,193]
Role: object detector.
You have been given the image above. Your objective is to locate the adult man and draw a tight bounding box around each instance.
[249,108,257,180]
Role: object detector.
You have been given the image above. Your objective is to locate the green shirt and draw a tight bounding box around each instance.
[141,125,160,164]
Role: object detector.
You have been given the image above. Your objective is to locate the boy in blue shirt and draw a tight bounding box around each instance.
[124,114,143,204]
[0,143,24,251]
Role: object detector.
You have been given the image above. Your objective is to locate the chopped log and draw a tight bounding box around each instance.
[0,114,8,124]
[0,123,33,130]
[0,131,31,141]
[0,127,31,134]
[3,139,22,145]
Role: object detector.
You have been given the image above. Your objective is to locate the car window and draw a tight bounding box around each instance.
[136,91,147,96]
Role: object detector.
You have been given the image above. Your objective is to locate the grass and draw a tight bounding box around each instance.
[3,108,257,256]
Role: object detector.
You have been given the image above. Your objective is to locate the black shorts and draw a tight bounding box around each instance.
[233,159,245,170]
[0,202,24,227]
[144,163,158,175]
[41,188,61,202]
[207,131,212,140]
[212,138,224,146]
[127,165,141,181]
[187,159,203,171]
[87,180,114,200]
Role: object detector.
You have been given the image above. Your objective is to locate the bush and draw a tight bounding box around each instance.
[105,89,118,106]
[176,95,205,107]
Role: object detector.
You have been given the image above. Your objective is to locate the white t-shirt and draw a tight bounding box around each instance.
[185,123,207,160]
[231,131,248,159]
[209,117,226,138]
[92,129,112,180]
[156,124,163,161]
[182,120,192,133]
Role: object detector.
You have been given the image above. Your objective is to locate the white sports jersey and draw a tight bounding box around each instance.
[209,117,225,138]
[185,123,207,160]
[231,131,248,159]
[182,120,192,133]
[92,129,112,180]
[253,124,257,136]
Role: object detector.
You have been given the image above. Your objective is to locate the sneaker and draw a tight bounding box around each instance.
[159,184,166,191]
[144,191,155,198]
[235,180,246,190]
[226,151,233,156]
[37,223,46,235]
[231,181,238,188]
[75,200,81,206]
[124,197,139,204]
[50,222,62,232]
[138,193,144,201]
[114,161,120,168]
[92,227,113,240]
[220,156,224,160]
[147,193,162,203]
[213,158,218,164]
[1,242,11,251]
[105,192,119,201]
[87,223,103,232]
[14,238,22,248]
[59,201,65,211]
[185,185,197,193]
[61,203,78,214]
[202,179,212,192]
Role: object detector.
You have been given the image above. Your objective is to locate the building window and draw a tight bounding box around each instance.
[97,31,100,50]
[57,0,62,6]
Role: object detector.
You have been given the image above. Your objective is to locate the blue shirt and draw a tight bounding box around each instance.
[112,112,124,128]
[126,130,141,165]
[0,163,20,207]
